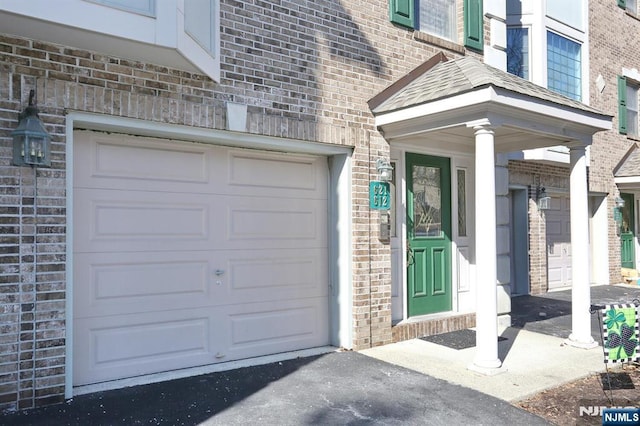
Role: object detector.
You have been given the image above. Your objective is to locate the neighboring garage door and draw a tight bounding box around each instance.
[546,194,571,290]
[73,131,329,386]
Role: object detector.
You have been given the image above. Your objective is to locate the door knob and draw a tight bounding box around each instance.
[214,269,225,276]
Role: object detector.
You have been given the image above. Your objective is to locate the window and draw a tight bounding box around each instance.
[418,0,457,41]
[457,169,467,237]
[620,76,639,137]
[506,27,529,79]
[546,32,582,101]
[619,0,638,14]
[389,0,483,50]
[628,84,639,137]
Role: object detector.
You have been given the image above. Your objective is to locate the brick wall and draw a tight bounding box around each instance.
[0,0,480,411]
[589,1,640,283]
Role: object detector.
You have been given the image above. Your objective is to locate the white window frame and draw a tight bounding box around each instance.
[506,26,531,80]
[417,0,458,42]
[626,79,640,138]
[546,30,582,101]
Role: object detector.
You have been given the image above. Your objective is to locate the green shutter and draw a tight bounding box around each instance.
[389,0,414,29]
[464,0,483,51]
[618,0,627,9]
[619,75,628,134]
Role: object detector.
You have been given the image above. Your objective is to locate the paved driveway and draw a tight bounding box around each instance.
[2,352,549,425]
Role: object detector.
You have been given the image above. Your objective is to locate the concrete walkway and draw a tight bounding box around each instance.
[361,327,605,402]
[363,283,640,402]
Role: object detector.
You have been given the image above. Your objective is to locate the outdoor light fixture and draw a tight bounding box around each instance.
[376,158,393,182]
[12,89,51,167]
[615,196,626,209]
[536,186,551,210]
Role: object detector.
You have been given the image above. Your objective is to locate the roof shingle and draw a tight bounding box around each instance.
[371,56,603,116]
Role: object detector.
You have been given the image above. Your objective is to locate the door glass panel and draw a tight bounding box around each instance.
[457,169,467,237]
[412,165,441,237]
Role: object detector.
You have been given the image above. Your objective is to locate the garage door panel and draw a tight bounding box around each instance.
[74,132,214,189]
[225,249,328,302]
[74,252,213,318]
[228,199,325,243]
[75,191,325,253]
[74,188,210,252]
[228,150,325,193]
[75,132,327,200]
[73,131,330,386]
[222,298,329,361]
[74,309,221,386]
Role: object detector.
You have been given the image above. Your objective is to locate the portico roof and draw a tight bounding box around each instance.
[369,54,612,153]
[614,142,640,187]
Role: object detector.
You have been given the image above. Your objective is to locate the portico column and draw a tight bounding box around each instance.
[470,123,502,371]
[567,145,597,348]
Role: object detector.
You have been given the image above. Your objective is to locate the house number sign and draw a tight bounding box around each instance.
[370,181,391,210]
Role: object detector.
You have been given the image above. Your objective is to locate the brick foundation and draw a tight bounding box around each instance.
[391,313,476,343]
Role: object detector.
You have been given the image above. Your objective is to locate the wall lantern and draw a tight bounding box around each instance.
[376,158,393,182]
[12,90,51,167]
[536,186,551,210]
[614,196,626,209]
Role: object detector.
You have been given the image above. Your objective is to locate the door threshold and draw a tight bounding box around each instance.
[398,311,458,324]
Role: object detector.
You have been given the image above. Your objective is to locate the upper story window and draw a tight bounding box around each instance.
[506,27,529,79]
[546,31,582,101]
[619,0,639,15]
[389,0,483,51]
[418,0,457,41]
[619,76,639,137]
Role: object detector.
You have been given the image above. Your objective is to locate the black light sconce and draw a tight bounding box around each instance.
[12,89,51,167]
[536,186,551,210]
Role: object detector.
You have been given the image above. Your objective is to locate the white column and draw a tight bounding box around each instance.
[471,124,502,372]
[567,145,596,348]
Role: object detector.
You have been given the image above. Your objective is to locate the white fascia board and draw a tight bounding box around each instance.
[374,87,495,128]
[374,86,611,139]
[490,88,612,132]
[67,112,353,156]
[615,176,640,185]
[522,147,570,163]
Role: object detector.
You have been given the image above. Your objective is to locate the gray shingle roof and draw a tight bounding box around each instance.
[615,143,640,177]
[371,56,604,116]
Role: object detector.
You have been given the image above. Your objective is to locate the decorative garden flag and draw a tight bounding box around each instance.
[602,304,640,363]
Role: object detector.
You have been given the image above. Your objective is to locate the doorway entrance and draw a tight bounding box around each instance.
[406,153,452,316]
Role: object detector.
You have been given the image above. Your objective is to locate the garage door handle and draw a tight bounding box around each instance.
[214,269,225,276]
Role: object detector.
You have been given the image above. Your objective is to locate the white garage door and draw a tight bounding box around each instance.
[73,131,329,386]
[546,194,571,290]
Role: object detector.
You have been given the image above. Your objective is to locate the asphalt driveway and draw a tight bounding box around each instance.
[2,351,549,425]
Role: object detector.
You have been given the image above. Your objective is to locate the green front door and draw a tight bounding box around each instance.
[621,193,635,269]
[406,153,452,316]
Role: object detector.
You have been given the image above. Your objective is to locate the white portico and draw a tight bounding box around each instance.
[368,54,612,372]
